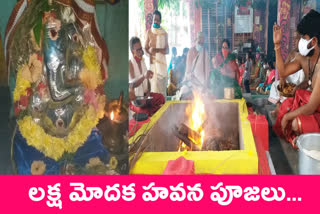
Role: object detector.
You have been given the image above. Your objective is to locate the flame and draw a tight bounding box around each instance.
[186,92,206,148]
[178,141,188,152]
[200,130,205,146]
[110,111,114,121]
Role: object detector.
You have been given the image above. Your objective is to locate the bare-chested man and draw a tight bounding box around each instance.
[129,37,165,116]
[268,31,305,117]
[273,9,320,148]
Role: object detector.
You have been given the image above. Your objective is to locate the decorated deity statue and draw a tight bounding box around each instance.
[5,0,113,174]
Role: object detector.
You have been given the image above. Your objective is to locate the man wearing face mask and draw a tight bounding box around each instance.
[129,37,165,116]
[273,9,320,148]
[175,32,211,99]
[145,10,169,99]
[184,32,211,85]
[268,32,306,117]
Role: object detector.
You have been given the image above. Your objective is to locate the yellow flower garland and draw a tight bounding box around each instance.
[18,105,100,161]
[13,65,31,102]
[82,45,103,86]
[15,45,106,161]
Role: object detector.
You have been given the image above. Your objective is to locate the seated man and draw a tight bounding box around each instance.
[129,37,165,116]
[167,67,179,96]
[273,10,320,148]
[269,32,306,117]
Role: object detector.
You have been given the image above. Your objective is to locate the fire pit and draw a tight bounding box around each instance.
[129,99,258,174]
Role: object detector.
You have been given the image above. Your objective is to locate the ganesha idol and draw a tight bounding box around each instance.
[5,0,112,174]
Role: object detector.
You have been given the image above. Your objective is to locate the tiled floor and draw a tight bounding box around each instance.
[267,110,297,174]
[254,97,297,174]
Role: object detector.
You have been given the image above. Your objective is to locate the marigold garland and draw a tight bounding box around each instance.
[82,45,103,86]
[80,68,99,90]
[13,66,31,102]
[15,45,106,161]
[18,105,100,161]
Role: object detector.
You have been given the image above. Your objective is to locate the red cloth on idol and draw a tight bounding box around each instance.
[163,156,195,175]
[129,92,165,116]
[273,89,320,148]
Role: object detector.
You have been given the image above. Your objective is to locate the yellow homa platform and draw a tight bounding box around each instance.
[129,99,258,174]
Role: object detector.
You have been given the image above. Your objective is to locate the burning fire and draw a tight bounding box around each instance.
[178,142,188,152]
[186,92,206,148]
[200,130,205,146]
[110,111,114,121]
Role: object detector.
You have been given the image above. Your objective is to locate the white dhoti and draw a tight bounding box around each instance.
[150,27,167,99]
[150,63,167,98]
[269,81,282,104]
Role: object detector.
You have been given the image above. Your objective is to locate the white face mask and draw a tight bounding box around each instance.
[263,65,267,69]
[298,38,315,56]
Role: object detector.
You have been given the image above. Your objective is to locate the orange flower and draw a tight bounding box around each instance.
[20,54,43,83]
[20,65,32,82]
[28,54,42,83]
[80,68,99,90]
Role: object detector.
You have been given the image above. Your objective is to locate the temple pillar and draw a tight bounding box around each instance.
[144,0,158,31]
[277,0,291,61]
